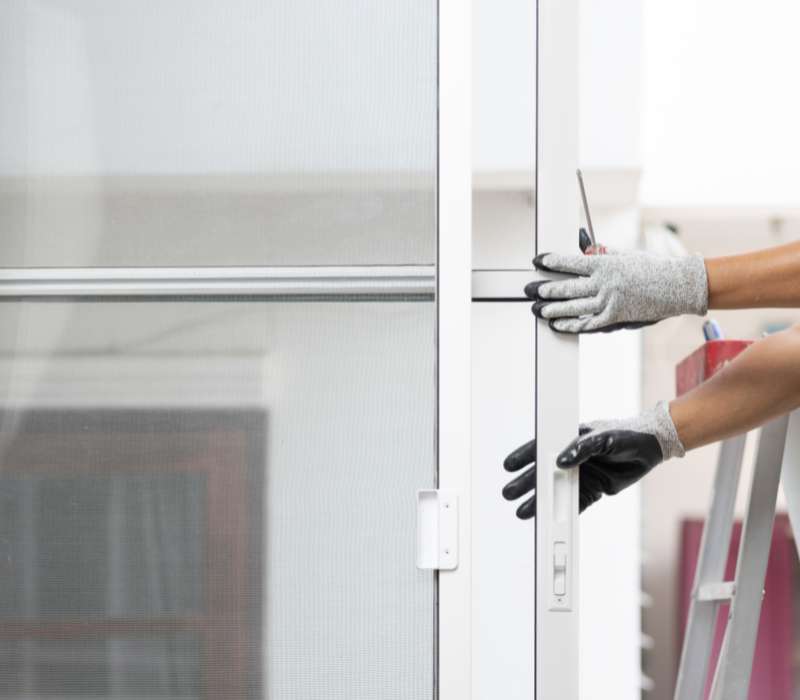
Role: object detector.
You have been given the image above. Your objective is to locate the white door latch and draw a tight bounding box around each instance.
[416,489,459,570]
[549,460,576,610]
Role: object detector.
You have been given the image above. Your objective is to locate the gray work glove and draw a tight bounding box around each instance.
[503,401,685,517]
[525,249,709,334]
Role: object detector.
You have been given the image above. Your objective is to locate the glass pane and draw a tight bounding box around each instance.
[0,2,436,267]
[472,0,536,269]
[0,300,435,699]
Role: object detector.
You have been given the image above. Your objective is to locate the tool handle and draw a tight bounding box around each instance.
[579,227,607,255]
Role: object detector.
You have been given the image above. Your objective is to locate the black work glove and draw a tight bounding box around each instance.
[502,402,685,518]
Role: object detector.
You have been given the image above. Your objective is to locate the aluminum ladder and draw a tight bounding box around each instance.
[674,410,800,700]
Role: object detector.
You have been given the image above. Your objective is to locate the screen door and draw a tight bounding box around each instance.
[0,1,449,698]
[0,0,580,697]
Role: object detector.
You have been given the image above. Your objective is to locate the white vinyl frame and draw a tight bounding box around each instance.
[465,0,580,696]
[535,0,580,698]
[436,0,473,698]
[470,0,580,697]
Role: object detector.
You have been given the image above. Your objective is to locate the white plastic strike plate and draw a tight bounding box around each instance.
[416,489,459,570]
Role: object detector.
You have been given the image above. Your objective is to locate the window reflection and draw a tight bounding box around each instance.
[0,411,263,699]
[0,300,435,699]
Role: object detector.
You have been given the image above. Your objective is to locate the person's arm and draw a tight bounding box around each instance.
[502,324,800,517]
[706,240,800,310]
[526,239,800,334]
[671,323,800,449]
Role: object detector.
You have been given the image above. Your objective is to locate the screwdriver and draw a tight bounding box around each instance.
[576,169,607,255]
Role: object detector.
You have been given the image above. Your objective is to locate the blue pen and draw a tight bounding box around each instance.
[703,319,724,341]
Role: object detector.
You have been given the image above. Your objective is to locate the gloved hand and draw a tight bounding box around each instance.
[524,244,709,334]
[502,402,685,518]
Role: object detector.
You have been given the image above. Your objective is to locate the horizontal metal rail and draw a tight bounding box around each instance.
[0,266,435,298]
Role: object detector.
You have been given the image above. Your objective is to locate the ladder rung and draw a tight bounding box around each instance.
[697,581,736,602]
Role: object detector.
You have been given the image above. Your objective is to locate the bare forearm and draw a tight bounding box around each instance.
[669,325,800,450]
[706,241,800,309]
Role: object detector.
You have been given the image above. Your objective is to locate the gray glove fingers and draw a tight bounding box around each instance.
[548,314,603,334]
[582,319,658,334]
[532,276,597,301]
[503,438,537,472]
[549,303,625,333]
[502,465,536,501]
[535,296,604,320]
[533,252,597,276]
[550,314,657,335]
[516,494,537,520]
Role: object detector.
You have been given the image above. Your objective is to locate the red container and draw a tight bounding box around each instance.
[675,339,753,396]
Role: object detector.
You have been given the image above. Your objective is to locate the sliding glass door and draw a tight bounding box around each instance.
[471,0,580,698]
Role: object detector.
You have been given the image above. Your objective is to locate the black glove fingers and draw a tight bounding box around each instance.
[503,438,537,472]
[556,431,608,468]
[533,253,557,273]
[533,252,595,276]
[524,280,549,299]
[502,465,536,501]
[516,494,537,520]
[531,300,554,319]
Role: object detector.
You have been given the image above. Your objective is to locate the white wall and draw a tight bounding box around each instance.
[579,0,643,170]
[641,0,800,207]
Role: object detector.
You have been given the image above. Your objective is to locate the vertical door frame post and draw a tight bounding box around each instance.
[437,0,472,697]
[536,0,580,697]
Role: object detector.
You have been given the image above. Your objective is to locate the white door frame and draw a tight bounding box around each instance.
[436,0,473,696]
[452,0,580,696]
[535,1,580,698]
